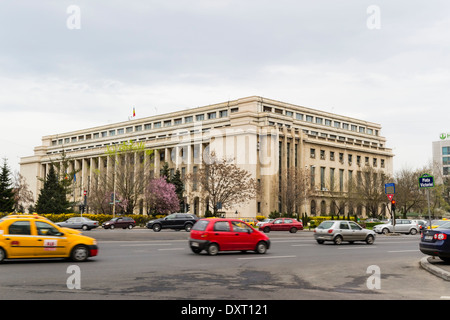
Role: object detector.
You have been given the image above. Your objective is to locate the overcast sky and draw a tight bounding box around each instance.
[1,0,449,174]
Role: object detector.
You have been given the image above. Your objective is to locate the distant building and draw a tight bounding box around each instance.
[432,133,450,184]
[20,96,394,217]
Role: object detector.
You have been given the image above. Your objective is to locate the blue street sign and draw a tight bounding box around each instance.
[418,174,434,189]
[385,183,395,194]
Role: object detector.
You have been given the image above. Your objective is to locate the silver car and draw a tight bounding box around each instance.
[314,220,376,245]
[56,217,99,230]
[373,219,419,235]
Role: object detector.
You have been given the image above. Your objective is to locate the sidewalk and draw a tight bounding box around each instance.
[420,256,450,281]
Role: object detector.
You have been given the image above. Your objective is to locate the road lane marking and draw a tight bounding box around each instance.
[158,248,185,251]
[337,247,378,250]
[237,255,296,260]
[291,244,314,247]
[120,243,173,247]
[387,250,418,253]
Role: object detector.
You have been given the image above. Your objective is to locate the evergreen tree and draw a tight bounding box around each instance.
[0,159,15,212]
[36,165,71,214]
[160,162,170,181]
[171,168,185,211]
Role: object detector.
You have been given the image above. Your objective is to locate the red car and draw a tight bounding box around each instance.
[260,218,303,233]
[189,218,270,255]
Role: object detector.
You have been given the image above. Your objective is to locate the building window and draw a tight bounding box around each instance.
[208,112,216,119]
[109,130,116,136]
[117,128,124,135]
[316,117,323,125]
[325,119,332,126]
[230,107,239,113]
[154,122,161,128]
[443,147,450,155]
[320,150,325,160]
[306,115,313,122]
[164,120,172,127]
[219,110,228,118]
[296,113,303,120]
[144,124,151,130]
[126,127,133,133]
[135,125,142,132]
[185,116,193,123]
[196,114,204,121]
[310,148,316,159]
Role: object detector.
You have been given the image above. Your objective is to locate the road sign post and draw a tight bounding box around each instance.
[385,183,396,233]
[419,174,435,230]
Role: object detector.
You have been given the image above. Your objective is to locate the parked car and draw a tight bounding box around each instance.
[314,220,376,245]
[260,218,303,233]
[0,214,98,263]
[411,220,427,233]
[56,217,99,230]
[425,220,449,230]
[146,213,199,232]
[102,217,136,229]
[372,219,419,235]
[189,218,270,255]
[420,221,450,262]
[239,218,258,226]
[256,219,273,228]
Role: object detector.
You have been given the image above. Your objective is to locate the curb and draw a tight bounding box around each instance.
[420,257,450,281]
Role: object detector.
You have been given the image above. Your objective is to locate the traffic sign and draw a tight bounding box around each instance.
[387,194,394,201]
[385,183,395,194]
[418,174,434,189]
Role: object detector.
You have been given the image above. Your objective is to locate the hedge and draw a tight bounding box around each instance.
[0,213,163,227]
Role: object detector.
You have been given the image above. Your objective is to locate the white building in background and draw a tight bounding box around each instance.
[20,96,394,218]
[432,133,450,184]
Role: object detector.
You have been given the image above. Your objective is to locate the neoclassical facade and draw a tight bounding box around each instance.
[20,96,394,218]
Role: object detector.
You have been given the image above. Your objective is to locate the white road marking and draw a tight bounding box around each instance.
[237,255,296,260]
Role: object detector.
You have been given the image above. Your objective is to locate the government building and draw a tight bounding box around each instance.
[20,96,394,218]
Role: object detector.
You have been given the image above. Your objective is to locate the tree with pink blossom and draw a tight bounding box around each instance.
[145,177,180,215]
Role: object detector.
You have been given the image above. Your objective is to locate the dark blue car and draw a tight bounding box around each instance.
[420,222,450,263]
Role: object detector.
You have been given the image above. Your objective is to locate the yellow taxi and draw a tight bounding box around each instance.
[239,218,258,226]
[0,214,98,263]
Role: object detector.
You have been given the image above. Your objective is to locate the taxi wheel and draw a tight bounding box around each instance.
[71,245,89,262]
[0,248,6,263]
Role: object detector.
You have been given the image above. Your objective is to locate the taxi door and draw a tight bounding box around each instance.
[33,221,69,257]
[3,220,37,257]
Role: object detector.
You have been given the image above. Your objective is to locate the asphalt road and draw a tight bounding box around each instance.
[0,228,449,301]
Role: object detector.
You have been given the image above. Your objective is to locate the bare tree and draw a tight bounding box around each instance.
[94,141,154,214]
[351,166,388,218]
[12,171,34,213]
[279,167,313,216]
[188,152,257,216]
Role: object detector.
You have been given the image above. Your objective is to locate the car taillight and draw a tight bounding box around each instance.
[328,229,333,234]
[434,233,447,240]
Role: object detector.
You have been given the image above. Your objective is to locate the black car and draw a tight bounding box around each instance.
[146,213,199,232]
[102,217,136,229]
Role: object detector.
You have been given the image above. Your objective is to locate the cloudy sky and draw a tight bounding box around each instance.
[1,0,449,174]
